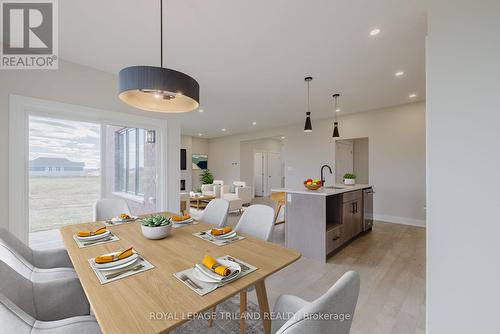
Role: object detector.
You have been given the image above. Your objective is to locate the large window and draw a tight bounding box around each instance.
[116,128,145,196]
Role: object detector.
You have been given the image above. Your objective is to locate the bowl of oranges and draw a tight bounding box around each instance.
[303,178,322,190]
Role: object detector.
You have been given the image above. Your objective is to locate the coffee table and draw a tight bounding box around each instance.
[190,194,216,209]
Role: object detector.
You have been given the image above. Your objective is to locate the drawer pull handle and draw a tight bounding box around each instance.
[332,236,340,241]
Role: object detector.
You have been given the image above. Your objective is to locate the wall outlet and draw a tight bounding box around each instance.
[287,194,292,202]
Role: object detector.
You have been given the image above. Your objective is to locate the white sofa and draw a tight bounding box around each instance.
[201,180,224,198]
[221,181,252,212]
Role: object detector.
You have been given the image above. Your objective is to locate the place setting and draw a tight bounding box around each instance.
[103,213,140,227]
[192,226,245,246]
[174,255,257,296]
[72,227,120,248]
[87,247,155,284]
[168,213,198,229]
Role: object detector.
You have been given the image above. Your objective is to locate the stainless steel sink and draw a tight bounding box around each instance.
[324,186,346,190]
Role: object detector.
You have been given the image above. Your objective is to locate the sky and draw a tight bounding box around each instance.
[29,116,101,169]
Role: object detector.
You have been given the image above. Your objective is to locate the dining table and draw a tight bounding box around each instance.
[60,212,301,334]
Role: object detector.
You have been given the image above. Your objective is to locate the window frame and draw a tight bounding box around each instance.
[116,127,144,196]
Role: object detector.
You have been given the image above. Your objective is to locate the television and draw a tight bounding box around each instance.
[192,154,208,170]
[180,149,187,170]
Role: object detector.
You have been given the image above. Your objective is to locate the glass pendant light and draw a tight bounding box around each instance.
[304,77,313,132]
[118,0,199,113]
[332,94,340,138]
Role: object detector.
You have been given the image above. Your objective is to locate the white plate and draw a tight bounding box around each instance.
[94,257,139,272]
[92,252,139,269]
[76,230,111,241]
[192,259,241,283]
[111,216,138,223]
[211,231,237,240]
[171,218,194,224]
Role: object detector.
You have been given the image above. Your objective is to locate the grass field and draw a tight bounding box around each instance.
[29,176,100,232]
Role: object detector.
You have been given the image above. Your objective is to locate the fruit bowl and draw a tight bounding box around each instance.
[303,178,322,190]
[304,183,322,190]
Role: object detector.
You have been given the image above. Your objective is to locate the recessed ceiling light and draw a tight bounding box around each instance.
[252,121,257,125]
[369,28,381,36]
[198,133,203,136]
[395,71,404,77]
[335,108,341,113]
[281,136,285,140]
[409,93,417,98]
[198,109,204,113]
[221,128,226,132]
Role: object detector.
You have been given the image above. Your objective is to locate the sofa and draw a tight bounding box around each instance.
[221,181,252,212]
[201,180,224,198]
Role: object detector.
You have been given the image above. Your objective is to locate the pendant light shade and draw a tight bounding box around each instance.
[304,112,312,132]
[332,94,341,138]
[333,121,340,137]
[303,76,313,132]
[119,66,199,113]
[118,0,199,113]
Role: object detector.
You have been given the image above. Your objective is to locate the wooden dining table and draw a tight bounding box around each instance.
[60,213,301,334]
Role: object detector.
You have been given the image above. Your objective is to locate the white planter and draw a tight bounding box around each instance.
[344,178,356,185]
[141,224,172,240]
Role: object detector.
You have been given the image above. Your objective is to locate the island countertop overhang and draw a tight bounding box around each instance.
[272,184,372,196]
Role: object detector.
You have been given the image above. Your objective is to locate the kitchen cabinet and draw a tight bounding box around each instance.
[341,190,363,242]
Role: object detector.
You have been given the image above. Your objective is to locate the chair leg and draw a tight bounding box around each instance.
[240,290,247,334]
[208,305,216,328]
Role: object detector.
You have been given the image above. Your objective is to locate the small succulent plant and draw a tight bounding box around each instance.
[141,215,170,227]
[343,173,357,179]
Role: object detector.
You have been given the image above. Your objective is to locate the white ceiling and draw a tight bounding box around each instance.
[59,0,427,138]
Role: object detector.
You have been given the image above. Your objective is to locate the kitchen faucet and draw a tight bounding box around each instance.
[320,164,333,186]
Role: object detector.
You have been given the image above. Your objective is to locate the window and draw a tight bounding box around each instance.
[116,128,145,196]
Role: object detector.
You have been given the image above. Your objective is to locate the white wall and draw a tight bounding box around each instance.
[209,102,426,224]
[240,138,283,187]
[0,60,181,231]
[353,138,369,184]
[181,135,209,192]
[427,1,500,333]
[181,135,193,192]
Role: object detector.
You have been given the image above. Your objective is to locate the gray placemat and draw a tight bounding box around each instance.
[88,254,155,284]
[73,232,120,248]
[192,230,245,246]
[173,255,257,296]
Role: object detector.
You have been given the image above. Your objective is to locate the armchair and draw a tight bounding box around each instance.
[201,180,224,198]
[221,181,253,212]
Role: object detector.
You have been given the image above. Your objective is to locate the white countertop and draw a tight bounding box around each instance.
[272,184,372,196]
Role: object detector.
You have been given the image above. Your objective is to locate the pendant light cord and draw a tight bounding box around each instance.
[307,80,310,114]
[160,0,163,68]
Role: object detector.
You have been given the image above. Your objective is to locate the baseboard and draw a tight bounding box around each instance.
[369,214,426,228]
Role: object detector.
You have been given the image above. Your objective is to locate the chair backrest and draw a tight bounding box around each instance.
[201,199,229,228]
[0,228,35,279]
[93,198,131,221]
[0,260,36,319]
[233,181,246,187]
[234,205,274,241]
[276,271,360,334]
[213,180,224,185]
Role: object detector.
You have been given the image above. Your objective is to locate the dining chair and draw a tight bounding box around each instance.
[93,198,131,221]
[271,271,360,334]
[200,198,229,228]
[234,204,275,241]
[0,227,73,270]
[209,204,275,331]
[0,260,91,322]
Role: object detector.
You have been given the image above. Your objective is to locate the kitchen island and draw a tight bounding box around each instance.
[272,184,374,262]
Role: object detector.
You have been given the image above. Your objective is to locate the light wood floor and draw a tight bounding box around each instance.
[30,198,426,334]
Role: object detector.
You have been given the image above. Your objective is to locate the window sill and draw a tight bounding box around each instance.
[112,192,145,204]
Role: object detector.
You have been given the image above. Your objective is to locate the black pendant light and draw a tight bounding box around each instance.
[332,94,340,138]
[118,0,199,113]
[304,77,313,132]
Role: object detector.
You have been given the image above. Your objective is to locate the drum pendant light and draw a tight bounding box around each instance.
[332,94,341,138]
[118,0,199,113]
[304,77,313,132]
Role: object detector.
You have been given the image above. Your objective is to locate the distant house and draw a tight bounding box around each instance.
[29,157,85,176]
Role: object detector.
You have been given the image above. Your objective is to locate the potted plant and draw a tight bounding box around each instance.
[343,173,356,185]
[200,168,214,185]
[140,214,172,240]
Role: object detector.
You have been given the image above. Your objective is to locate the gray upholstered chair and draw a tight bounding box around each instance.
[0,228,75,282]
[234,204,275,241]
[93,198,130,221]
[0,260,92,322]
[272,271,360,334]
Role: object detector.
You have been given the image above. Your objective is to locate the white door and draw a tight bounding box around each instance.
[254,152,265,196]
[267,152,282,195]
[335,141,354,183]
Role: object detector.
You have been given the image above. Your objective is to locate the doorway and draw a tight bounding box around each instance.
[335,138,369,184]
[253,151,282,197]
